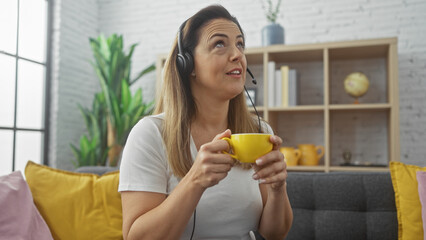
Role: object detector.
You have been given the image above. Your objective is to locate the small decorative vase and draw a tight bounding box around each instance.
[261,23,284,46]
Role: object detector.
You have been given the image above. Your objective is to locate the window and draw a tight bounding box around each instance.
[0,0,50,175]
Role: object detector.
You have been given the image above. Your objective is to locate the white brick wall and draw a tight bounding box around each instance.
[51,0,426,169]
[49,0,99,169]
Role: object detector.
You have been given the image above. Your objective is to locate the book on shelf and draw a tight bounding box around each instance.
[267,61,276,107]
[288,69,298,106]
[275,69,282,107]
[280,65,289,107]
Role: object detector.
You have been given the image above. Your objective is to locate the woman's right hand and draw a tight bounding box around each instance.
[187,129,235,190]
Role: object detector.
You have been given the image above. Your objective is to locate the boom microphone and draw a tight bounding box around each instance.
[247,68,257,84]
[244,68,262,133]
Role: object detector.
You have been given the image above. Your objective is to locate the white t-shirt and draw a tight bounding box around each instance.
[119,113,272,239]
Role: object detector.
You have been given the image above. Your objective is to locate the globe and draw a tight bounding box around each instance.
[343,72,369,103]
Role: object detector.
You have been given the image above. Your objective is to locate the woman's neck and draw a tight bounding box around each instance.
[190,98,229,149]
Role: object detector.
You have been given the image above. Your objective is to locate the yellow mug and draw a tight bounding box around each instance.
[298,144,324,166]
[222,133,273,163]
[280,147,301,166]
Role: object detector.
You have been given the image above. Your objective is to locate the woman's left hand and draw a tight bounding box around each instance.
[252,135,287,191]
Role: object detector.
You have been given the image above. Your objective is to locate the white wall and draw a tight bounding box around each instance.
[50,0,99,169]
[50,0,426,169]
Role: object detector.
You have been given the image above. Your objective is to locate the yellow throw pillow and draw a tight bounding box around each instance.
[25,161,122,240]
[390,161,426,240]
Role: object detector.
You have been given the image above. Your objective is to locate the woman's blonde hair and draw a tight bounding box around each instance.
[154,5,263,178]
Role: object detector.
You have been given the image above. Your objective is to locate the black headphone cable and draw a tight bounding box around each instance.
[190,208,196,240]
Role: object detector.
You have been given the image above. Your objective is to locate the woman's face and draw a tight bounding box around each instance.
[191,18,247,103]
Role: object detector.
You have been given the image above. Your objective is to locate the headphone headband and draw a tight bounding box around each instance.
[177,20,187,56]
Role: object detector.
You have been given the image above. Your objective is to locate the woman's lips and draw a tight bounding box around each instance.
[226,68,242,78]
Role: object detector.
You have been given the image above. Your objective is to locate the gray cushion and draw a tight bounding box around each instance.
[74,166,118,175]
[285,172,397,240]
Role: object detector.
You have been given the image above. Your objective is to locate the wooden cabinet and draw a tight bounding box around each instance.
[156,37,400,172]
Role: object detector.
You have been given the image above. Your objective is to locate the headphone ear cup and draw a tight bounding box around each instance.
[176,52,194,79]
[176,53,187,78]
[184,52,194,76]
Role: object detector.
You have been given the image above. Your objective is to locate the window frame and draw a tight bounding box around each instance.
[0,0,52,171]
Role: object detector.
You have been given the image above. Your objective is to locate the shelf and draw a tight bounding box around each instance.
[329,166,389,172]
[270,103,391,112]
[269,105,325,112]
[287,166,326,172]
[248,106,265,112]
[270,111,324,150]
[330,110,389,167]
[269,49,323,62]
[329,57,388,105]
[329,45,389,60]
[245,52,263,65]
[329,103,391,110]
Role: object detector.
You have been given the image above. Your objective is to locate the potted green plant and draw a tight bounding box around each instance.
[261,0,284,46]
[70,34,155,168]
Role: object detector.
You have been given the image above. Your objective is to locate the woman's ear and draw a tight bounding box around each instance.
[191,72,196,77]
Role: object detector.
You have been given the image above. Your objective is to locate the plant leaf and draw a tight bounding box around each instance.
[110,90,121,129]
[128,89,142,112]
[70,144,82,167]
[130,63,156,85]
[121,79,131,113]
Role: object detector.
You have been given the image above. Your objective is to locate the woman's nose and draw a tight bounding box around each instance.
[229,46,243,62]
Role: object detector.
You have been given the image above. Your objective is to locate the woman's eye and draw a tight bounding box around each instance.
[215,41,225,48]
[237,41,245,49]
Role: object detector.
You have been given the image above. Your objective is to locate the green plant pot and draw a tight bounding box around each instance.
[262,23,284,46]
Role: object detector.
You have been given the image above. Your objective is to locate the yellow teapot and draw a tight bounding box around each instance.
[280,147,301,166]
[298,144,324,166]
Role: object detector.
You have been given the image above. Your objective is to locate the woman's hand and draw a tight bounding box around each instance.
[252,135,288,191]
[188,129,235,190]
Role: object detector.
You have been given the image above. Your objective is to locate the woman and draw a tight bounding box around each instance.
[119,5,293,240]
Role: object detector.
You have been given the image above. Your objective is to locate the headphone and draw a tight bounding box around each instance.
[176,20,194,79]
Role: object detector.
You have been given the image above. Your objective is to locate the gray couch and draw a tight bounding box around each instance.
[285,172,397,240]
[76,168,398,239]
